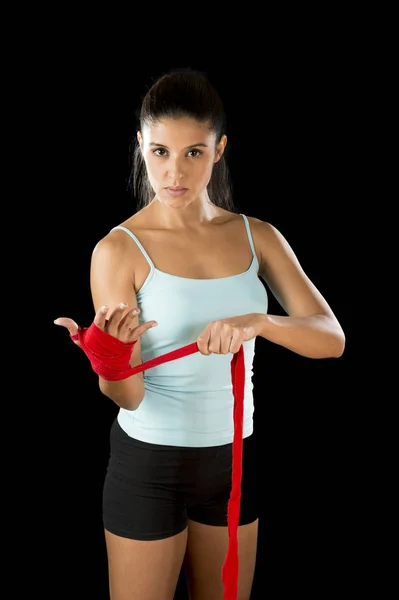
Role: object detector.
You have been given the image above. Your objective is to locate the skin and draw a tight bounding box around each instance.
[54,116,345,599]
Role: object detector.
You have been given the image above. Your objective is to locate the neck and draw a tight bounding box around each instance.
[146,194,220,231]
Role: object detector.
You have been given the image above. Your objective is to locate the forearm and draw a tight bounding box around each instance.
[99,373,145,410]
[256,313,345,358]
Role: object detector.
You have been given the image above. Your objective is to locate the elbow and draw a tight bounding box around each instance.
[98,379,145,411]
[321,315,345,358]
[121,399,144,411]
[100,388,144,411]
[331,329,346,358]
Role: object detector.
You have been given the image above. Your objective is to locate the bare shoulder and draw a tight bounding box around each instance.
[244,216,286,256]
[246,215,278,236]
[92,227,134,264]
[92,209,148,256]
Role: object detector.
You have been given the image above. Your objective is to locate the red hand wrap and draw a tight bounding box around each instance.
[75,323,138,381]
[72,322,245,600]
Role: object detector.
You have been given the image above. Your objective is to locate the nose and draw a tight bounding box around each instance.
[166,156,184,185]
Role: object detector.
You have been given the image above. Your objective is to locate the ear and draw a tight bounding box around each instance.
[137,130,143,148]
[215,134,227,163]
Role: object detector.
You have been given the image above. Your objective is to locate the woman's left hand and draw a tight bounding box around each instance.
[196,313,264,355]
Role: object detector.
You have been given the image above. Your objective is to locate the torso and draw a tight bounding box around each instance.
[116,206,263,293]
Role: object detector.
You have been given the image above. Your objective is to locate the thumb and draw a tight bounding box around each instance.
[54,317,80,344]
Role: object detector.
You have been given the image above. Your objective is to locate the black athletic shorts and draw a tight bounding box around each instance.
[102,418,259,540]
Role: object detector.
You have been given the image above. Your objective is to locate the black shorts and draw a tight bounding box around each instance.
[102,418,259,540]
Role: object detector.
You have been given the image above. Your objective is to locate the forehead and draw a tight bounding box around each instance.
[142,117,215,145]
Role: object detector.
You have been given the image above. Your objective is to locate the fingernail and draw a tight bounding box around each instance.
[100,306,108,313]
[53,319,60,325]
[119,302,127,309]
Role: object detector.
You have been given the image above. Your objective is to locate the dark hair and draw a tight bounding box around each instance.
[128,68,236,212]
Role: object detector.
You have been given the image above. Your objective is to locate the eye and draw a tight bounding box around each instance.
[152,148,168,157]
[151,148,203,158]
[187,149,203,158]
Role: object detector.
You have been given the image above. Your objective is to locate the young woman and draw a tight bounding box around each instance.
[54,68,345,600]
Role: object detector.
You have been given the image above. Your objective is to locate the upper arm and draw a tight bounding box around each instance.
[255,219,338,320]
[90,232,144,371]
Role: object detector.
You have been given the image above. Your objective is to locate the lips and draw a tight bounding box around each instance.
[166,187,188,191]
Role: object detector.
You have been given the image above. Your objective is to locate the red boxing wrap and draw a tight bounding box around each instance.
[72,321,245,600]
[75,323,138,381]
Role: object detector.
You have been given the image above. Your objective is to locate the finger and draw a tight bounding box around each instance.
[118,307,141,341]
[220,335,232,355]
[129,320,158,342]
[53,317,80,344]
[208,323,223,354]
[104,302,129,335]
[93,305,110,330]
[197,327,212,356]
[219,325,235,355]
[229,328,243,354]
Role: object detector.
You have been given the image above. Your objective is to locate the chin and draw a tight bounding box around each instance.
[159,189,194,205]
[164,199,191,209]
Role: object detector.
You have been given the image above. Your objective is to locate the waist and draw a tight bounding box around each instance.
[117,387,255,447]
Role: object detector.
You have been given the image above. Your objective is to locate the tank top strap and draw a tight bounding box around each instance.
[239,214,257,260]
[111,226,155,271]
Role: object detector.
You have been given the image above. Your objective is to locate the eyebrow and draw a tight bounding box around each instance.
[149,142,208,149]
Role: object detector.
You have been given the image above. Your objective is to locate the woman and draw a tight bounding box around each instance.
[54,68,345,600]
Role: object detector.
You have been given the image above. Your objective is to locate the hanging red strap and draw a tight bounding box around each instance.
[73,324,245,600]
[129,342,244,600]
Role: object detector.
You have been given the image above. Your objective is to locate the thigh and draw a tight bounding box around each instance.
[184,434,259,599]
[184,519,258,600]
[105,527,188,600]
[103,419,188,540]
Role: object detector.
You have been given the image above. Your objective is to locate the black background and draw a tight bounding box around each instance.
[38,34,354,599]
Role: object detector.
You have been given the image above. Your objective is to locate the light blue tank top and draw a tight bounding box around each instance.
[113,214,268,447]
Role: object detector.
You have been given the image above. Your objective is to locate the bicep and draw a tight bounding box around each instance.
[258,222,336,319]
[90,236,144,370]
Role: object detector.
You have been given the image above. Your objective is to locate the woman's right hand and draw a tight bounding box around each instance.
[54,302,158,346]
